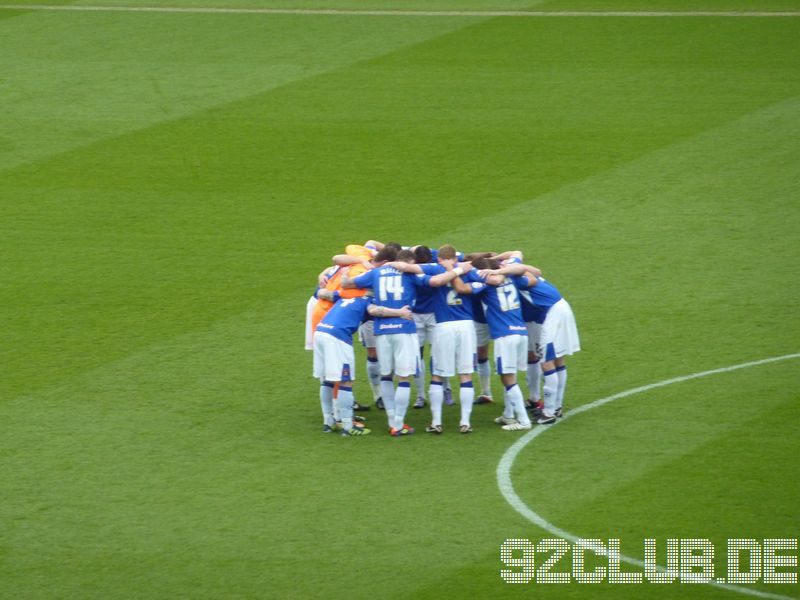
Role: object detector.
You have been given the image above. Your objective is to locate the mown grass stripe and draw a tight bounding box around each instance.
[1,5,799,17]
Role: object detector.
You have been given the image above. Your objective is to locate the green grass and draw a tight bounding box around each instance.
[3,0,800,10]
[1,1,799,598]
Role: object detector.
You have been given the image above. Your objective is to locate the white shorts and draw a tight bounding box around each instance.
[376,333,420,377]
[313,331,356,382]
[430,320,477,377]
[305,296,318,351]
[358,319,376,349]
[413,312,436,347]
[536,298,581,361]
[526,321,542,354]
[474,321,491,348]
[494,334,528,374]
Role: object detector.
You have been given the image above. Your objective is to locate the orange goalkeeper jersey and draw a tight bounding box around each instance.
[310,245,373,332]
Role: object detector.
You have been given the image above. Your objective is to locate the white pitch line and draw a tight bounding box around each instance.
[0,5,799,17]
[497,352,800,600]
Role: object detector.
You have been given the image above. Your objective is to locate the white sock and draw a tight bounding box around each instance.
[542,369,558,416]
[414,350,426,400]
[429,381,444,426]
[320,382,335,426]
[502,383,514,419]
[459,382,474,426]
[526,359,541,402]
[367,358,382,400]
[506,383,530,426]
[380,377,396,426]
[332,385,340,421]
[394,382,411,429]
[304,296,317,351]
[337,386,354,431]
[556,365,567,409]
[477,359,491,397]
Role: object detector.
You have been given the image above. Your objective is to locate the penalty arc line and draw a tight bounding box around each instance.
[497,352,800,600]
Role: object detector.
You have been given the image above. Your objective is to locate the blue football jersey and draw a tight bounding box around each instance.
[518,288,545,324]
[469,294,487,324]
[473,276,528,339]
[315,296,372,344]
[501,258,551,323]
[413,283,436,314]
[419,264,480,323]
[519,276,563,321]
[352,266,422,335]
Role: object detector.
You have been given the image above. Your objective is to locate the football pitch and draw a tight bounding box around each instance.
[1,1,799,598]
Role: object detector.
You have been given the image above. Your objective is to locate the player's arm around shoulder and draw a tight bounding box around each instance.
[446,262,477,294]
[384,260,422,274]
[316,289,340,302]
[332,253,374,276]
[341,267,374,289]
[367,303,414,320]
[490,250,523,262]
[482,273,506,287]
[428,260,473,289]
[317,265,338,287]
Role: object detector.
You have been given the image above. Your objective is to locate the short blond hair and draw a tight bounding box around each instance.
[437,244,457,260]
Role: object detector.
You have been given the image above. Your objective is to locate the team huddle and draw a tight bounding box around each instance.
[305,241,580,437]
